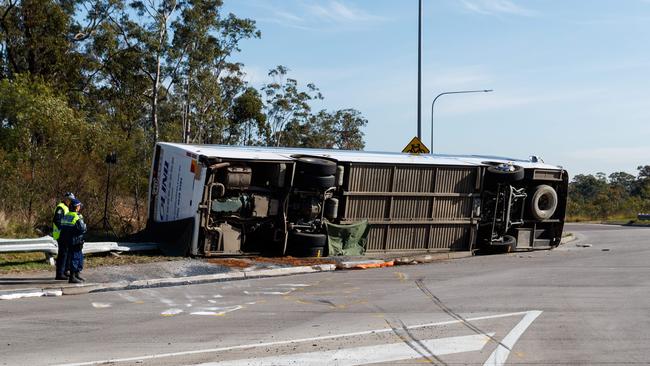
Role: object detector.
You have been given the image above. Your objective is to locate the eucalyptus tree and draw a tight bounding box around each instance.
[171,0,260,144]
[262,65,323,147]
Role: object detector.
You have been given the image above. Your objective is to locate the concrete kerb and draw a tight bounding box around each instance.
[1,253,473,300]
[335,251,473,268]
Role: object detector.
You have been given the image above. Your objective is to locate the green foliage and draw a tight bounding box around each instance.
[262,66,366,150]
[282,109,367,150]
[567,167,650,221]
[0,75,94,229]
[0,0,369,239]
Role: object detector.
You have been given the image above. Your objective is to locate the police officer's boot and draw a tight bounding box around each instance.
[74,272,85,282]
[68,274,82,284]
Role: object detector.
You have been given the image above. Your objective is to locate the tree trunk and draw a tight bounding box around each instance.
[151,55,160,142]
[183,69,192,143]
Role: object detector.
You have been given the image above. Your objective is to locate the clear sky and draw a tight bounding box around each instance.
[222,0,650,177]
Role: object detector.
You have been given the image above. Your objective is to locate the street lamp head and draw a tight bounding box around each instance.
[430,88,494,155]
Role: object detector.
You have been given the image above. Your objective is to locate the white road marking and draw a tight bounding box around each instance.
[117,293,139,302]
[91,302,111,309]
[197,333,493,366]
[159,298,176,306]
[0,292,44,300]
[191,306,244,316]
[161,308,184,316]
[213,294,223,298]
[55,311,538,366]
[243,289,294,295]
[277,283,311,287]
[483,310,542,366]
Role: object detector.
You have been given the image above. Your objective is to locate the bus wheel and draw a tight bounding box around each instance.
[288,231,327,257]
[485,164,524,183]
[295,173,336,189]
[294,156,337,176]
[530,185,558,220]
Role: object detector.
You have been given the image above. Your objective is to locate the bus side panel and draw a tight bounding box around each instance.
[338,163,480,253]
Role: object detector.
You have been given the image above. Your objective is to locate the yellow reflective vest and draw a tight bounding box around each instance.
[52,202,69,240]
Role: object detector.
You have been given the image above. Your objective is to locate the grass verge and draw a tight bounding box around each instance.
[0,252,182,274]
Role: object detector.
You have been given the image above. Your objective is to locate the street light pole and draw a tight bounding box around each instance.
[430,89,493,154]
[417,0,423,140]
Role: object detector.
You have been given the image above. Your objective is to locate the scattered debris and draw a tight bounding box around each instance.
[576,243,592,248]
[602,248,610,252]
[249,256,336,267]
[206,258,252,268]
[337,260,395,270]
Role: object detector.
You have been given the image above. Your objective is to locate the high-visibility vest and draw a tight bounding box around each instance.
[52,202,69,240]
[61,211,80,228]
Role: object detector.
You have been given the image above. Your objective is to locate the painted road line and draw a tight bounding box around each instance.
[195,333,494,366]
[56,311,539,366]
[483,310,542,366]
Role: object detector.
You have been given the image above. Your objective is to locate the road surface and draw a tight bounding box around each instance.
[1,223,649,365]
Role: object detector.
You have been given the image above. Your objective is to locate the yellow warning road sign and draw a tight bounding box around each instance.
[402,136,430,154]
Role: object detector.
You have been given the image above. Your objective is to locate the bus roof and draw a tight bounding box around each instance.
[158,142,563,170]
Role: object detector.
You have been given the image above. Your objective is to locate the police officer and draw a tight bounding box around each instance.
[53,192,75,280]
[59,198,87,284]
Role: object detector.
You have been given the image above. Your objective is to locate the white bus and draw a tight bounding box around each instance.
[147,142,568,256]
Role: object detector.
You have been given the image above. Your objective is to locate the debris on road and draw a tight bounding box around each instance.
[336,259,394,270]
[576,243,593,248]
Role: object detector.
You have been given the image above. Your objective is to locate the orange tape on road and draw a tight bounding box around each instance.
[352,261,394,269]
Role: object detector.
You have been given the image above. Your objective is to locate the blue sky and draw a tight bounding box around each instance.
[222,0,650,177]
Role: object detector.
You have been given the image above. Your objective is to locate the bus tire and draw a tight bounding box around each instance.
[288,231,327,257]
[486,164,524,183]
[295,156,337,176]
[295,174,336,189]
[530,184,558,220]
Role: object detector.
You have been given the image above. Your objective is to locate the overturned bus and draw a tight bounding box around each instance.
[146,142,568,256]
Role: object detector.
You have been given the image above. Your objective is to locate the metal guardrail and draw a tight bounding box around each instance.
[0,236,160,265]
[638,213,650,221]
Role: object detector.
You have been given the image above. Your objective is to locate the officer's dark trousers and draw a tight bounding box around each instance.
[55,240,69,277]
[66,245,84,273]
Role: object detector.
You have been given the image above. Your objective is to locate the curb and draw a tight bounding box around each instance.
[560,233,576,245]
[2,251,474,301]
[335,251,473,268]
[1,264,337,300]
[393,251,472,264]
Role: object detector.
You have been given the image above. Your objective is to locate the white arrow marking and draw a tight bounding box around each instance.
[483,310,542,366]
[196,333,494,366]
[56,311,539,366]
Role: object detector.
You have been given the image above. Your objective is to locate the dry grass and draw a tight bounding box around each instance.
[0,211,8,232]
[0,252,182,274]
[0,252,51,273]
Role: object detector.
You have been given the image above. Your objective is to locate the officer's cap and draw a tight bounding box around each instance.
[70,198,82,207]
[64,192,76,200]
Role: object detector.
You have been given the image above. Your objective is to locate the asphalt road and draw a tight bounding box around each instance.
[2,223,649,366]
